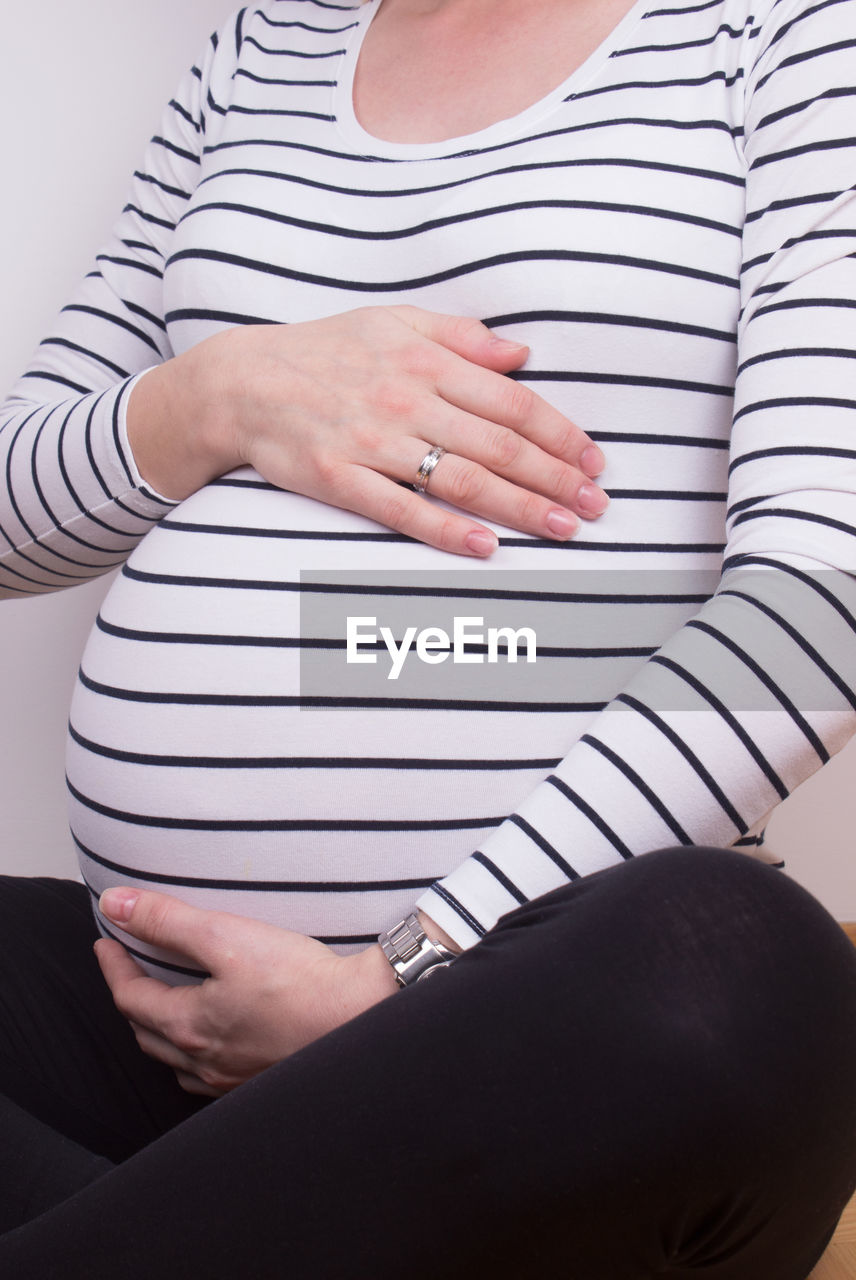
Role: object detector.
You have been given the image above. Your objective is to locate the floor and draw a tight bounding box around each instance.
[809,924,856,1280]
[810,1194,856,1280]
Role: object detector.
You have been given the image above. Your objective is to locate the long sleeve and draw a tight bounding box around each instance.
[0,20,238,599]
[418,0,856,946]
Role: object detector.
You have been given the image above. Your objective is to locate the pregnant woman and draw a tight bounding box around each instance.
[1,0,856,1275]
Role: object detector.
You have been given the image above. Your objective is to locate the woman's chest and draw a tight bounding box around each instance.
[164,0,749,365]
[166,117,746,330]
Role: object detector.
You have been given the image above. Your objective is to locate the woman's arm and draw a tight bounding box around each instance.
[415,0,856,945]
[0,23,218,597]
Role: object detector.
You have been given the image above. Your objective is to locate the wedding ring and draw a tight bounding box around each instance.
[413,445,446,494]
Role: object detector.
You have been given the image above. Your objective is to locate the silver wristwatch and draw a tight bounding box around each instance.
[378,913,457,987]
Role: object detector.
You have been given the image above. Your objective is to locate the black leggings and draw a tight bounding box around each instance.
[0,848,855,1278]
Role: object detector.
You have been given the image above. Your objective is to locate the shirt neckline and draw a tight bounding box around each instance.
[333,0,650,160]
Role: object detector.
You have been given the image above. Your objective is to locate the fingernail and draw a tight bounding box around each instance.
[489,336,528,351]
[581,445,605,477]
[577,484,610,516]
[100,888,139,924]
[465,529,498,556]
[545,509,579,539]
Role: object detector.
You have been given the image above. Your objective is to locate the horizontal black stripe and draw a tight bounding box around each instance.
[151,135,199,165]
[120,564,711,604]
[726,492,773,518]
[255,12,358,34]
[166,245,740,294]
[723,555,856,638]
[242,35,346,58]
[168,97,200,134]
[750,134,856,174]
[684,620,829,762]
[93,612,655,660]
[427,885,487,938]
[125,301,168,332]
[744,188,843,226]
[547,774,633,860]
[96,254,162,278]
[20,370,91,395]
[649,654,788,798]
[572,68,744,105]
[182,194,742,243]
[199,150,745,195]
[76,669,607,713]
[75,833,436,894]
[316,934,392,947]
[165,307,275,328]
[607,488,726,501]
[94,913,208,980]
[483,308,736,343]
[742,227,856,274]
[729,444,856,474]
[506,813,579,880]
[60,305,163,355]
[751,296,856,319]
[122,203,177,232]
[767,0,852,49]
[68,778,504,832]
[736,346,856,374]
[68,722,560,772]
[754,36,856,93]
[471,851,528,904]
[120,239,164,257]
[234,68,336,87]
[717,588,856,710]
[225,104,336,122]
[730,507,856,539]
[592,430,729,449]
[615,693,748,832]
[520,369,732,396]
[579,735,693,843]
[38,339,129,380]
[732,395,856,424]
[617,20,756,58]
[754,82,856,132]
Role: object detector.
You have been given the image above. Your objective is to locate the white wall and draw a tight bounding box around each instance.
[0,0,240,874]
[1,0,854,918]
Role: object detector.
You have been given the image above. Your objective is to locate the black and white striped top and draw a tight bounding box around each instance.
[2,0,856,974]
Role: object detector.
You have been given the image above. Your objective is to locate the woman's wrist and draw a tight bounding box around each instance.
[347,942,400,1013]
[417,911,463,956]
[350,914,462,1009]
[126,333,243,501]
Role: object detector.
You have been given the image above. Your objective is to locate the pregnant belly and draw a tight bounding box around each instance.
[66,470,696,981]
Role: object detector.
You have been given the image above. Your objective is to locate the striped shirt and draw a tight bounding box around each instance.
[2,0,856,976]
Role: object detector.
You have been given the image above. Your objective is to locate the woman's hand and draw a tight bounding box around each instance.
[94,887,398,1097]
[128,305,608,557]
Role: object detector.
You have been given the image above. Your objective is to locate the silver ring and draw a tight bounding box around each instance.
[413,445,446,495]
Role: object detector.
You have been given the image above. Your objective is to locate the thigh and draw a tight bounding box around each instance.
[1,850,854,1278]
[0,875,205,1160]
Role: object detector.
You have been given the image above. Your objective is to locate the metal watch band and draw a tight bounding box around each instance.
[378,912,457,987]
